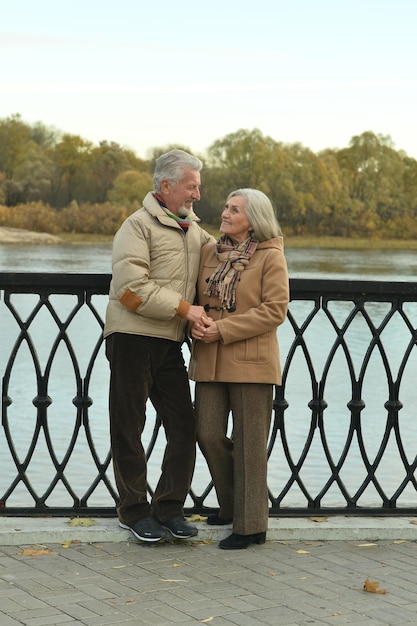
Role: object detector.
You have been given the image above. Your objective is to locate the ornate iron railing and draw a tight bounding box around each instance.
[1,273,417,517]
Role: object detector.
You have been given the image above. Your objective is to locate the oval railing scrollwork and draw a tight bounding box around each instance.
[1,274,417,516]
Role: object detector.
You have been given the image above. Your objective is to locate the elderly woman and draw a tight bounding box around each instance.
[189,188,289,549]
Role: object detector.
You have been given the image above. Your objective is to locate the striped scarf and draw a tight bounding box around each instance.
[204,235,258,311]
[165,211,192,232]
[154,193,193,232]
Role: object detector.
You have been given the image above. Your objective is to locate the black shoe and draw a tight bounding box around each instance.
[161,516,198,539]
[119,517,165,542]
[219,532,266,550]
[206,513,233,526]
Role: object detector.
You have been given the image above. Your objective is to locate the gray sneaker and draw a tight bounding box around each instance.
[119,517,165,542]
[161,516,198,539]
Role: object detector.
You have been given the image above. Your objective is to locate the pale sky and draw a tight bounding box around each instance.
[2,0,417,160]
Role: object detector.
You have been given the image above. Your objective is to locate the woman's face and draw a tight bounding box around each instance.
[220,195,252,244]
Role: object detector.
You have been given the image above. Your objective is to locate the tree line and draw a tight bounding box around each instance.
[1,114,417,239]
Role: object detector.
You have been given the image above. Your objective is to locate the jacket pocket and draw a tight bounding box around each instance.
[233,334,270,363]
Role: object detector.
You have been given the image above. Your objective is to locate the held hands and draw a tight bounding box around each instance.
[191,316,220,343]
[187,305,220,343]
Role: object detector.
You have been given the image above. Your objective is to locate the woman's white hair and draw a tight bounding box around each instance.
[227,188,282,242]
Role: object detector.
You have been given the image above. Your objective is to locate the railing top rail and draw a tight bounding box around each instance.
[291,277,417,297]
[0,272,112,293]
[1,273,417,298]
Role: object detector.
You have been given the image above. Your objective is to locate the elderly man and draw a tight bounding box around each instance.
[104,149,214,542]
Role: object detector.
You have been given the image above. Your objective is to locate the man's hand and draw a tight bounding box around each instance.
[186,304,210,324]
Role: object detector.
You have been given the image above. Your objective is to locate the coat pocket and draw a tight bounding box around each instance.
[233,333,270,363]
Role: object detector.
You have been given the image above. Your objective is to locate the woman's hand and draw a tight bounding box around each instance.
[192,318,221,343]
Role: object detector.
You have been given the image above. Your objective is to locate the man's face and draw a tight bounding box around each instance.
[160,168,201,216]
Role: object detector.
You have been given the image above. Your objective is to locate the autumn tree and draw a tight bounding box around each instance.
[335,131,414,237]
[0,114,33,204]
[52,134,93,207]
[201,129,281,226]
[89,141,148,203]
[108,170,153,206]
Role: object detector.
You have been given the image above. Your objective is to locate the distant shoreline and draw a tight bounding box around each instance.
[1,226,417,250]
[284,235,417,250]
[0,227,63,244]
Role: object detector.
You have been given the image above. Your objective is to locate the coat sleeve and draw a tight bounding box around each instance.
[216,248,289,345]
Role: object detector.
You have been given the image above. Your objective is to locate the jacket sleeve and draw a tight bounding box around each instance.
[216,249,289,345]
[111,217,184,320]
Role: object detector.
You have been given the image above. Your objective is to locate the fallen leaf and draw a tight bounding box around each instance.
[160,578,187,582]
[61,540,73,549]
[357,543,377,547]
[410,520,417,525]
[308,516,328,523]
[172,563,181,568]
[296,549,310,554]
[187,514,206,522]
[267,570,276,576]
[393,540,406,544]
[201,618,214,623]
[66,518,96,527]
[19,548,52,557]
[363,578,387,594]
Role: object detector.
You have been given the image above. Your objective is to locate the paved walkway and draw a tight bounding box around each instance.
[1,517,417,625]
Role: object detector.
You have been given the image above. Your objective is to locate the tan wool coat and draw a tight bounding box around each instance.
[188,237,289,385]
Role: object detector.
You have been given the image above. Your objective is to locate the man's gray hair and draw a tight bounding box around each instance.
[154,149,203,193]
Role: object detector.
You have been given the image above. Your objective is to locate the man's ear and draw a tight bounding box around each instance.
[160,179,170,194]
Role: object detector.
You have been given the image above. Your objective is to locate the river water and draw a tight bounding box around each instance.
[1,242,417,510]
[1,241,417,279]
